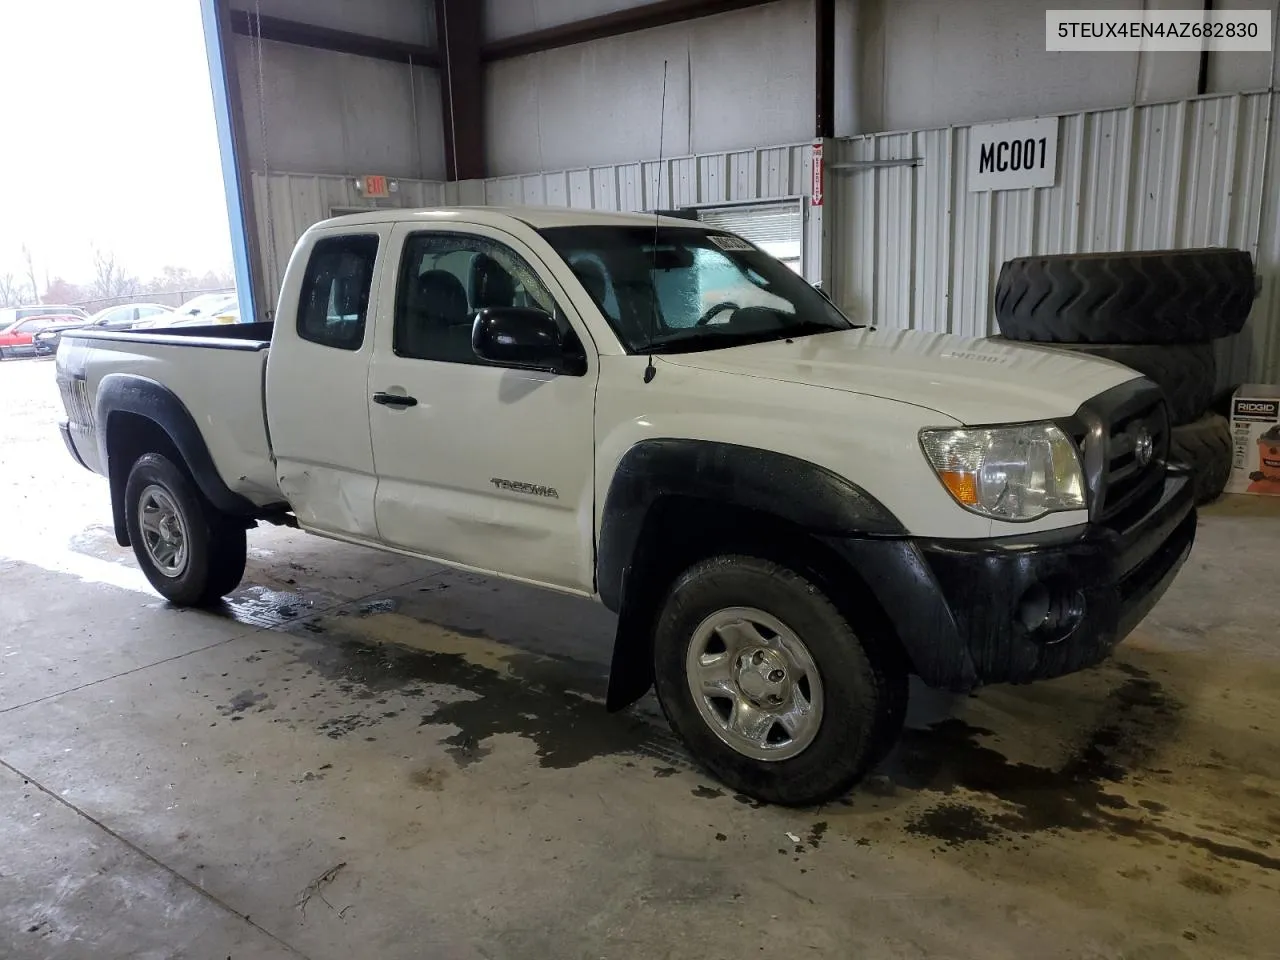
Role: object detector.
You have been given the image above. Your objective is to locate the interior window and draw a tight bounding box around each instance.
[296,234,379,350]
[393,232,560,365]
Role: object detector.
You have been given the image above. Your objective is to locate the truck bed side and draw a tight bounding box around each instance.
[57,324,281,507]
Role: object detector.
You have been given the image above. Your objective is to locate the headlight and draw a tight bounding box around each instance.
[920,423,1086,521]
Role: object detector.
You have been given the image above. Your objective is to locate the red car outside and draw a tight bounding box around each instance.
[0,311,88,359]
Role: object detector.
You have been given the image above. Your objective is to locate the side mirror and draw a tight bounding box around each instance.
[472,306,586,376]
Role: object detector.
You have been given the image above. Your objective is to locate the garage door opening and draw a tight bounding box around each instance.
[695,201,804,274]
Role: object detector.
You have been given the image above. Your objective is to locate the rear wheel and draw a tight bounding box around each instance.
[125,453,246,606]
[652,555,906,805]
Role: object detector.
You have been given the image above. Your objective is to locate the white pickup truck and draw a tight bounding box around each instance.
[55,207,1196,804]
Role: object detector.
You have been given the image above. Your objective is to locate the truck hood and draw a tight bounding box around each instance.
[657,328,1139,425]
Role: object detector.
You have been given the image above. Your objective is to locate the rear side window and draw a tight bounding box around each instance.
[297,234,379,350]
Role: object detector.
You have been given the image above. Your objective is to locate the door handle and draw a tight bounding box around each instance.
[372,391,418,408]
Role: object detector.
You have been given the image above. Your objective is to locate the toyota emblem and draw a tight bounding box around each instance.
[1134,427,1154,467]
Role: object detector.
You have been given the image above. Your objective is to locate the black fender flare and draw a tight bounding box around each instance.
[597,439,905,710]
[96,375,261,543]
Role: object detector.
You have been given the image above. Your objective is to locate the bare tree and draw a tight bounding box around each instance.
[21,245,39,304]
[0,272,30,307]
[90,247,141,300]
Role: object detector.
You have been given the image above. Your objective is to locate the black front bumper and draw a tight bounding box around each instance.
[829,471,1196,690]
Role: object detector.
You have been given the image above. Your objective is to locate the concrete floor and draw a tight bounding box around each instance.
[1,357,1278,960]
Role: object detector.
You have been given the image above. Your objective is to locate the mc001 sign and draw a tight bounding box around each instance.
[969,117,1058,192]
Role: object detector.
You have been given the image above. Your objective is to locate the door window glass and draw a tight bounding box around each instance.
[297,234,379,350]
[393,232,560,365]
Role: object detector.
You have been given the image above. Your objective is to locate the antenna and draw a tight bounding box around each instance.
[644,59,669,385]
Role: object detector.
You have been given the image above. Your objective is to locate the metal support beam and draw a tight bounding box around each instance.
[200,0,267,321]
[815,0,835,138]
[1197,0,1214,96]
[436,0,486,181]
[481,0,776,62]
[228,10,439,68]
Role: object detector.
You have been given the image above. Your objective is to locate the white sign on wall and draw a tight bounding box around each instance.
[968,117,1059,192]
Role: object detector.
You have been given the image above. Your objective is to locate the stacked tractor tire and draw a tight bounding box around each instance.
[992,249,1257,504]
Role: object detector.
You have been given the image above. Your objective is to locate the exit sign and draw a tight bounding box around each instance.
[361,175,390,198]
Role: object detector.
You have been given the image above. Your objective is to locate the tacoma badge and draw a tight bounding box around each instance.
[491,478,560,499]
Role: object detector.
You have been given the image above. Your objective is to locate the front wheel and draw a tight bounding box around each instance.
[124,453,247,606]
[652,555,907,806]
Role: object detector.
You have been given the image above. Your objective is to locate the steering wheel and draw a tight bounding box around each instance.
[696,301,741,326]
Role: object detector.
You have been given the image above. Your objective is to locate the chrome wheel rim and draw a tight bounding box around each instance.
[685,607,824,762]
[138,485,188,577]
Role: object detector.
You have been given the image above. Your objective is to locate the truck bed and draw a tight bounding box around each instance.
[59,322,281,507]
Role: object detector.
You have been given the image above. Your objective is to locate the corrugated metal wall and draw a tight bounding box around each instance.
[445,142,824,280]
[828,92,1280,385]
[251,145,817,308]
[250,171,446,310]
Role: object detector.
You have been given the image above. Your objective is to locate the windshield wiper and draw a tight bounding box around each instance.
[644,321,844,355]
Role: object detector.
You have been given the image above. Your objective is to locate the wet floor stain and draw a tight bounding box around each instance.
[807,821,827,848]
[877,662,1280,874]
[292,622,686,771]
[409,766,448,791]
[219,587,329,629]
[218,690,268,715]
[889,667,1175,831]
[1179,869,1233,896]
[219,592,1280,958]
[906,802,999,847]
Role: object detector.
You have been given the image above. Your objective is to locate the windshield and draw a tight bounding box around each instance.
[539,226,853,353]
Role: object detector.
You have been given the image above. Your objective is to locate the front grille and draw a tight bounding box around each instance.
[1071,380,1168,526]
[1102,400,1168,518]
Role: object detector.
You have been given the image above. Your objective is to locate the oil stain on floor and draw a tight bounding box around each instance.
[262,602,1279,957]
[287,608,692,772]
[833,637,1280,954]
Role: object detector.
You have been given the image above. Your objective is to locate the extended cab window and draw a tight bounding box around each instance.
[297,234,379,350]
[393,232,560,365]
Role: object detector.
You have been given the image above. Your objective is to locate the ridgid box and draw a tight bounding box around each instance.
[1227,385,1280,496]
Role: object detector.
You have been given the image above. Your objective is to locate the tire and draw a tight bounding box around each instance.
[1022,341,1215,426]
[652,555,907,806]
[1169,414,1232,505]
[994,249,1255,344]
[124,453,247,606]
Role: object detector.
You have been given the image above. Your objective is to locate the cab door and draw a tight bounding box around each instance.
[366,222,598,593]
[266,228,389,540]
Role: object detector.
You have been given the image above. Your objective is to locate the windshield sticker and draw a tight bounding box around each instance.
[708,234,755,252]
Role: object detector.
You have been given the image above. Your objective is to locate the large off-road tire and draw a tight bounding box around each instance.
[1169,414,1232,505]
[124,453,247,606]
[652,555,907,806]
[994,249,1255,344]
[1025,341,1214,426]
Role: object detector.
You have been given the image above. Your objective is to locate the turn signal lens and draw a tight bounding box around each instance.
[938,470,978,505]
